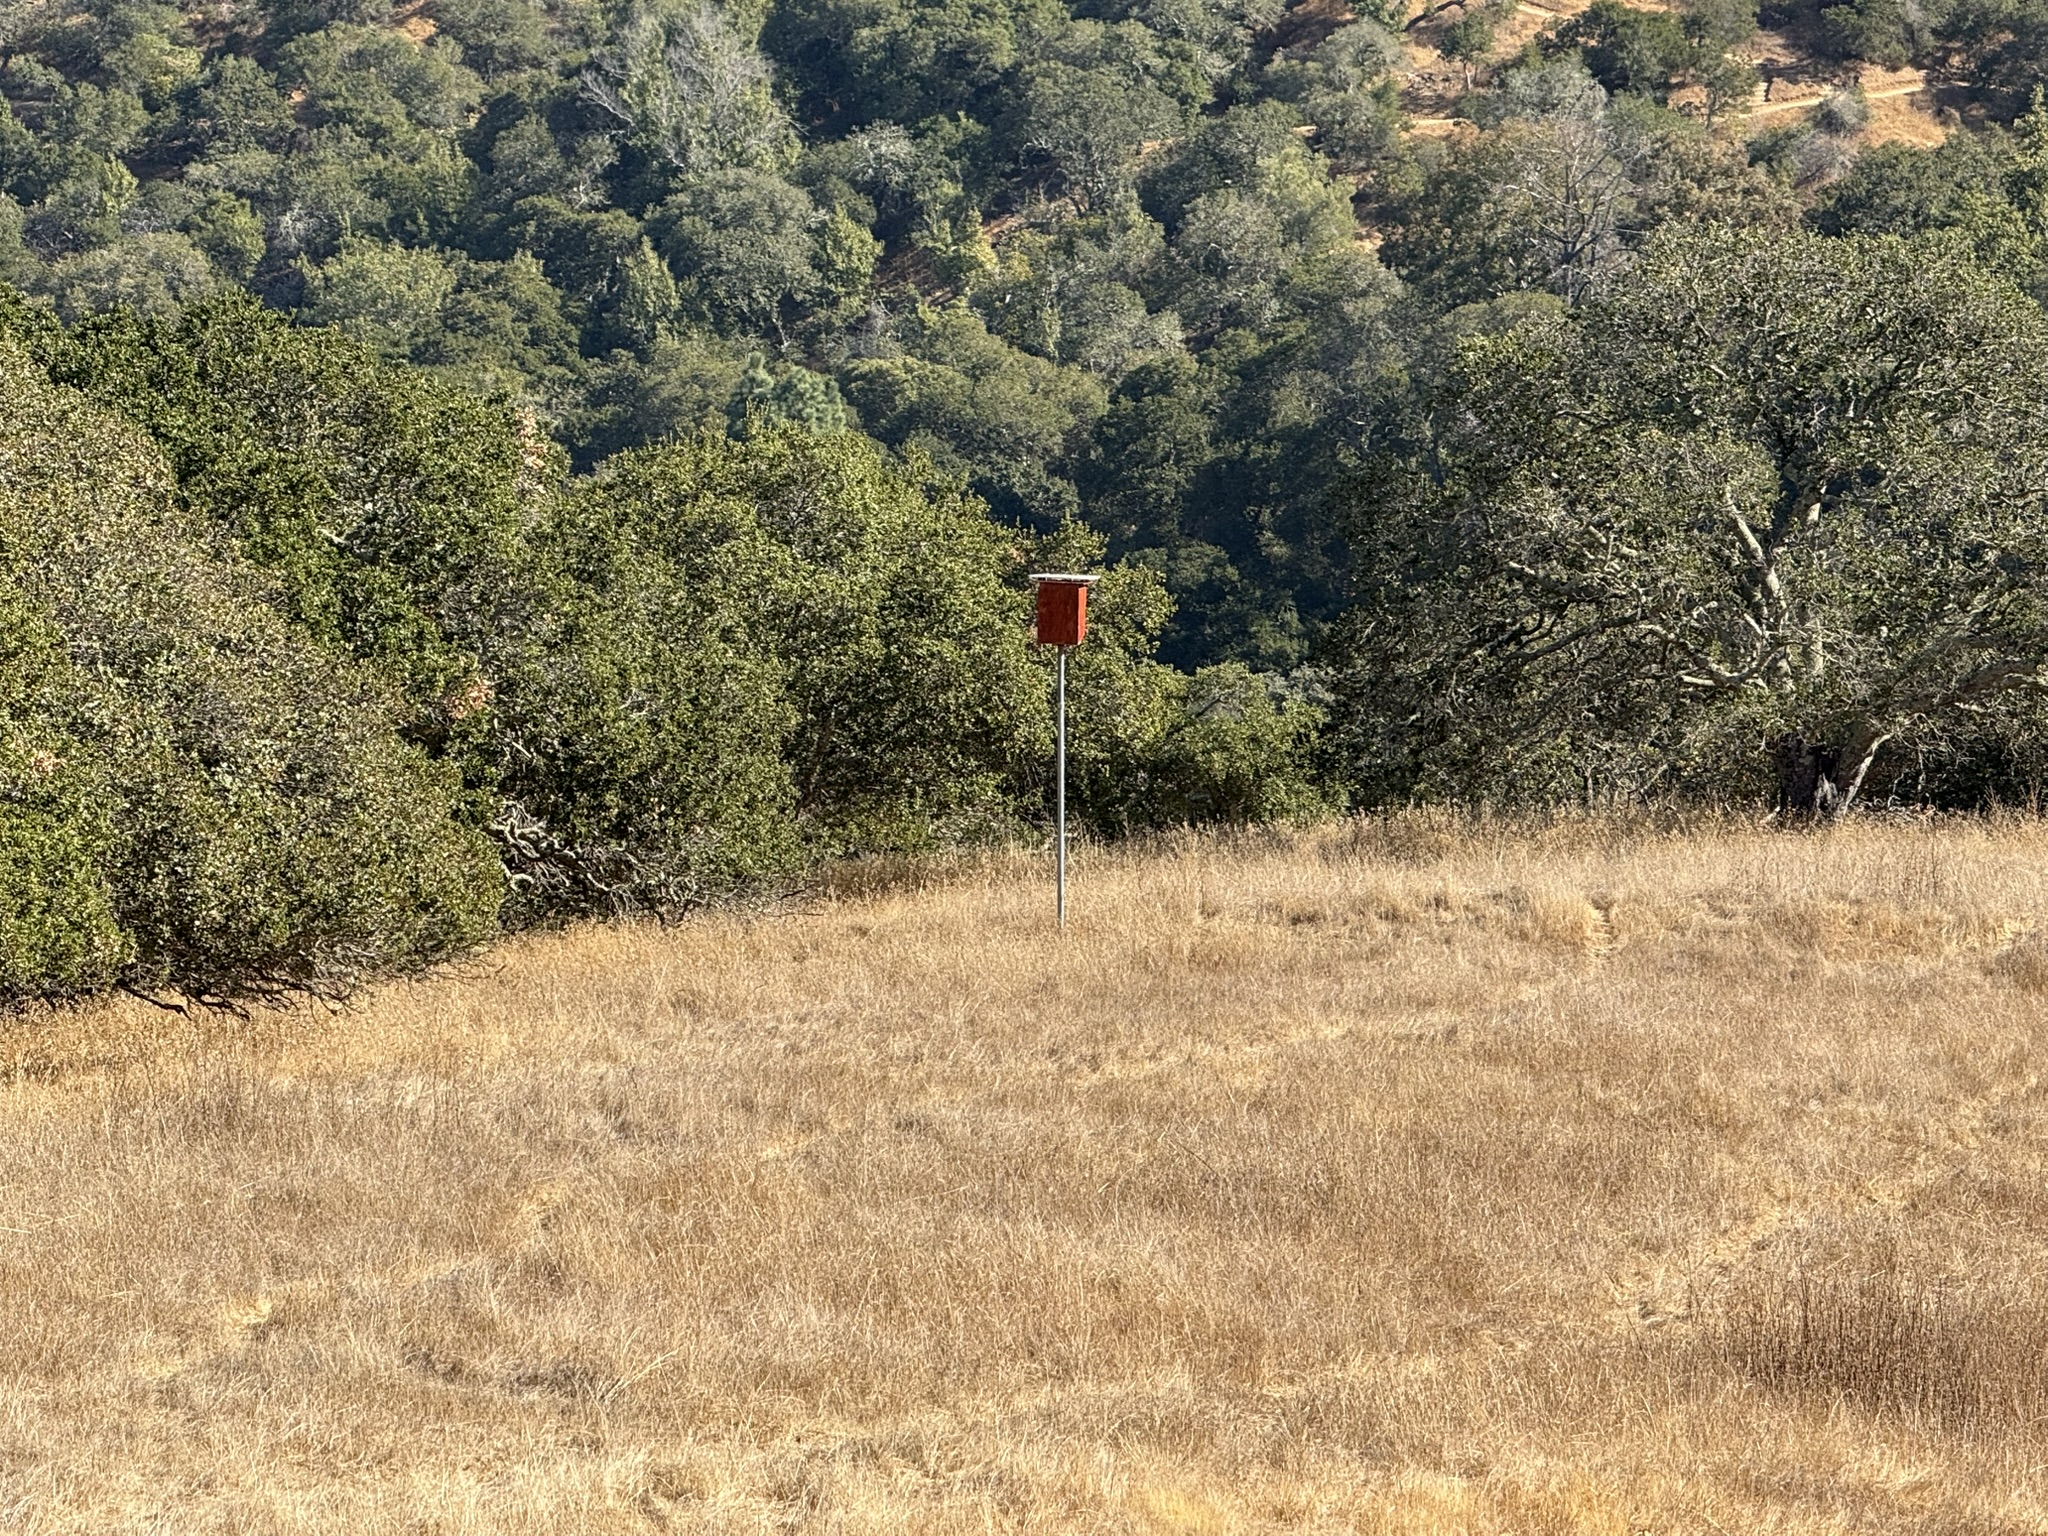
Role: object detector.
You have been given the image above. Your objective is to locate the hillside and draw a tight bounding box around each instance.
[14,0,2048,1014]
[9,0,2032,678]
[1397,2,1951,147]
[8,820,2048,1529]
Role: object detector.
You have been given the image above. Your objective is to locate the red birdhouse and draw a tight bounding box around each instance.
[1031,573,1098,646]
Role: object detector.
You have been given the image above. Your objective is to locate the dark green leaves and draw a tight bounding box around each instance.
[1332,228,2048,812]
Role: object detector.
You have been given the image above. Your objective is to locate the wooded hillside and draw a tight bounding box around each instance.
[11,0,2048,1003]
[2,0,2011,668]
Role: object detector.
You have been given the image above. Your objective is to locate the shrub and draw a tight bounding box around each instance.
[0,795,129,1002]
[0,340,502,1004]
[480,521,802,920]
[1146,665,1331,824]
[1813,83,1872,136]
[556,427,1048,874]
[0,289,542,743]
[0,597,128,1001]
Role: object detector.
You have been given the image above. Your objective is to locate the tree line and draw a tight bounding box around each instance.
[0,289,1327,1006]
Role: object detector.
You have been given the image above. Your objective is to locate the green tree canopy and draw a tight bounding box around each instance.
[0,337,500,1003]
[561,427,1049,856]
[1333,227,2048,814]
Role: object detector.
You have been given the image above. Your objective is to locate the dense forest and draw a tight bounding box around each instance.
[12,0,2048,1004]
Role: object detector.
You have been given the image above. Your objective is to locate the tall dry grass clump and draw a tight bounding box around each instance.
[6,813,2048,1531]
[1708,1212,2048,1431]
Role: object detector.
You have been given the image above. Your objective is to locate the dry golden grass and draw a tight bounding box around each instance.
[9,815,2048,1532]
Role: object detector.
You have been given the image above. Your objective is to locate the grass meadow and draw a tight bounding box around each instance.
[6,816,2048,1532]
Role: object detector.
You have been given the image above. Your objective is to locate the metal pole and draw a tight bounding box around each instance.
[1056,646,1067,929]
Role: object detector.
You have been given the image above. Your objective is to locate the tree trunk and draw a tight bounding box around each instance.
[1774,735,1840,816]
[1774,730,1892,819]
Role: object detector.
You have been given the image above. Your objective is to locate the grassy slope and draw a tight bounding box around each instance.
[5,819,2048,1530]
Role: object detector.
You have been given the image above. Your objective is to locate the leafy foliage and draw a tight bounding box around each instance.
[1812,99,2048,296]
[0,0,1413,671]
[553,428,1047,869]
[0,338,502,1003]
[1332,228,2048,814]
[1026,521,1330,831]
[1378,63,1794,309]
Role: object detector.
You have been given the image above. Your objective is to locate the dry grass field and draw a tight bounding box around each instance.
[8,816,2048,1532]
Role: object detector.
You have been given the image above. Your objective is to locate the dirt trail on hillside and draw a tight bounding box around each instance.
[1751,77,1929,115]
[1390,0,1950,146]
[1403,67,1942,140]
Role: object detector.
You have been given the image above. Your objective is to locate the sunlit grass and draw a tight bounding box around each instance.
[6,814,2048,1531]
